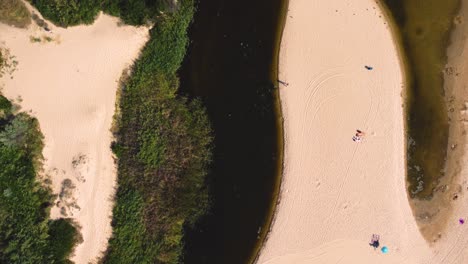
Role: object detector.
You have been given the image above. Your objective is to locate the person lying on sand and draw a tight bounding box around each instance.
[352,129,365,142]
[356,129,365,137]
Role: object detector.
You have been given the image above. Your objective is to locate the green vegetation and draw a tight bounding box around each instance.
[0,48,18,78]
[28,35,55,43]
[0,94,80,263]
[101,0,212,263]
[382,0,460,198]
[0,0,31,28]
[101,0,176,25]
[26,0,211,262]
[31,13,50,30]
[28,0,100,27]
[48,219,82,263]
[29,36,41,43]
[29,0,177,27]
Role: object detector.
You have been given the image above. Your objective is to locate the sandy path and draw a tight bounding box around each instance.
[0,9,148,263]
[256,0,468,263]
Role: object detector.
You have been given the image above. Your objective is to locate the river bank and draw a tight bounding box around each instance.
[380,0,464,244]
[257,0,468,262]
[256,0,425,262]
[380,0,468,246]
[411,0,468,253]
[407,2,468,257]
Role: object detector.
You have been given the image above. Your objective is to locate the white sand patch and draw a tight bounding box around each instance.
[257,0,429,263]
[258,0,468,262]
[0,9,149,264]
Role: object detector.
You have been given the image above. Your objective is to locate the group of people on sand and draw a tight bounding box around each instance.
[352,129,365,142]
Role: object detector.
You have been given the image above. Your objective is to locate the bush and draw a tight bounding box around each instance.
[28,0,101,27]
[0,145,50,264]
[0,96,79,263]
[0,113,44,158]
[48,219,82,263]
[0,95,13,118]
[0,0,31,28]
[102,0,212,263]
[102,0,177,25]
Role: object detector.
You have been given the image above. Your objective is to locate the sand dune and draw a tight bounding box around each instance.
[257,0,468,263]
[0,8,148,264]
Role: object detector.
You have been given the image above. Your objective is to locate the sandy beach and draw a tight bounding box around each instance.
[0,6,148,263]
[257,0,468,263]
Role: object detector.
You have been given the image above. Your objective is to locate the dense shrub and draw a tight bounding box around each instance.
[29,0,177,27]
[48,219,82,263]
[0,95,12,118]
[0,113,43,157]
[0,96,79,263]
[103,0,212,263]
[101,0,161,25]
[28,0,101,27]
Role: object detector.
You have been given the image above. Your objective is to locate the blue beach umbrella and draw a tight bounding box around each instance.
[381,246,388,253]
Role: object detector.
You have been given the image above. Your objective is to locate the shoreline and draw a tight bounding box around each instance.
[256,0,427,263]
[411,2,468,259]
[257,0,468,262]
[249,0,289,262]
[404,0,468,244]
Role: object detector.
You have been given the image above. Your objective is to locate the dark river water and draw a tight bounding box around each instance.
[179,0,287,263]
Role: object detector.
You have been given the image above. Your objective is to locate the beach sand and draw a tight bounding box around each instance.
[0,6,148,263]
[256,0,468,263]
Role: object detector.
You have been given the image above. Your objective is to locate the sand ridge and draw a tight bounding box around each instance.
[0,6,149,264]
[257,0,468,263]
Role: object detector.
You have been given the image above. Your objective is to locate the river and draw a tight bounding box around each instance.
[179,0,286,263]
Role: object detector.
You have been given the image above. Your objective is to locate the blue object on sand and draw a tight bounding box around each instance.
[381,246,388,253]
[365,65,373,70]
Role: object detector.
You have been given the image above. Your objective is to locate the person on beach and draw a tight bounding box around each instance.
[369,234,380,249]
[278,79,289,86]
[356,129,365,137]
[352,129,365,142]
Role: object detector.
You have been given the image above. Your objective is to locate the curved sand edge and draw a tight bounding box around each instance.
[409,0,468,245]
[256,0,468,263]
[0,6,149,264]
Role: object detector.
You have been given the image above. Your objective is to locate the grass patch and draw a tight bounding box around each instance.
[43,35,53,42]
[0,0,31,28]
[0,48,18,78]
[102,0,212,263]
[0,94,80,263]
[29,36,41,43]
